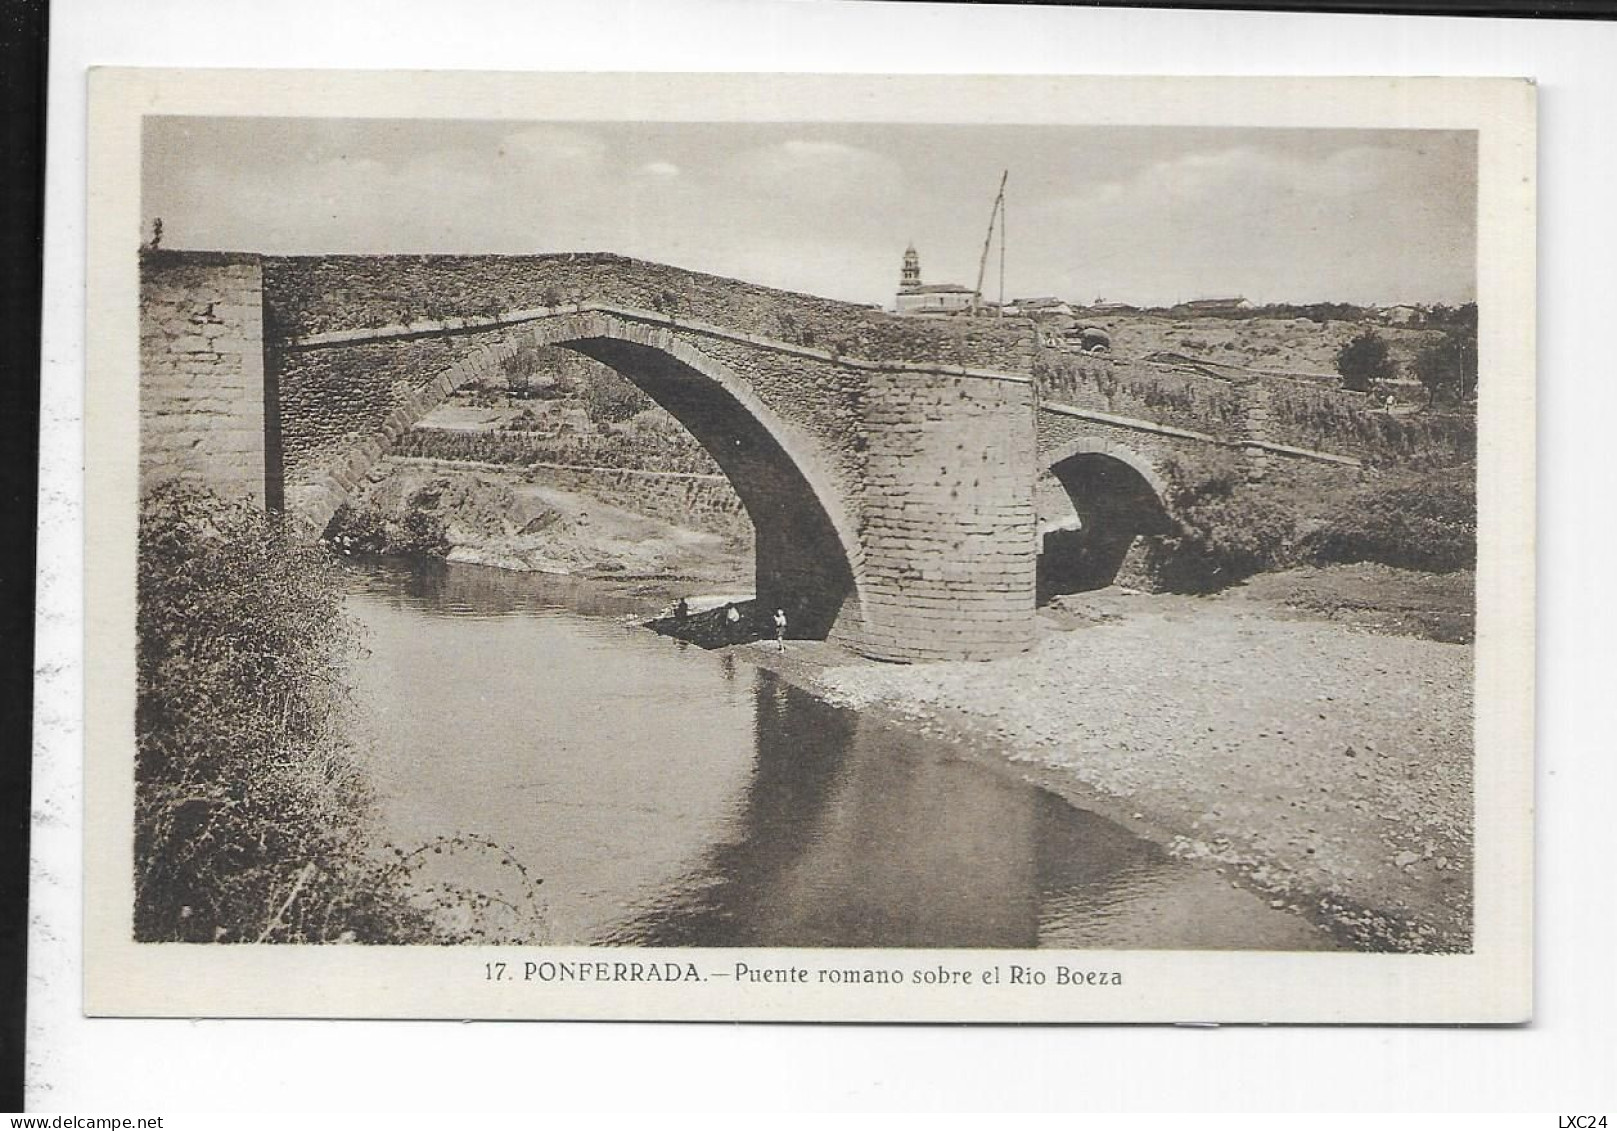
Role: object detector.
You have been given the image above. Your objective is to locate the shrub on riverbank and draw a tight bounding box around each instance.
[327,484,452,559]
[1299,467,1476,573]
[1137,454,1476,592]
[1141,453,1300,592]
[137,483,541,943]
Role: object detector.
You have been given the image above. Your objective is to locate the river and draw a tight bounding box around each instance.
[343,558,1336,950]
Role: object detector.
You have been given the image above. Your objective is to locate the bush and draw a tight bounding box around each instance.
[1413,330,1478,407]
[503,407,541,432]
[1138,457,1475,589]
[580,368,652,424]
[1335,330,1395,392]
[327,490,451,560]
[1140,454,1299,592]
[1301,468,1476,572]
[137,483,539,942]
[500,342,539,398]
[137,484,422,941]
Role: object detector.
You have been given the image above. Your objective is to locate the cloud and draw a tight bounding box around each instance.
[727,138,902,201]
[498,126,607,170]
[1046,142,1410,219]
[142,120,1473,306]
[1020,138,1474,304]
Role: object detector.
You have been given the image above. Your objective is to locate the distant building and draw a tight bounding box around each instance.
[901,244,921,290]
[1013,296,1075,319]
[1174,296,1251,315]
[895,244,977,316]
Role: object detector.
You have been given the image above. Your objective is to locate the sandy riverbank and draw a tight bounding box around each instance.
[729,578,1474,953]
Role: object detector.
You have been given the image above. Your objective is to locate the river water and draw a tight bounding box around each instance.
[343,558,1334,950]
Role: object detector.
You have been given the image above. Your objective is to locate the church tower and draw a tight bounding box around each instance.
[900,243,922,292]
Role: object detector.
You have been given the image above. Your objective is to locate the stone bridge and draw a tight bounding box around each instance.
[139,251,1362,663]
[1032,392,1360,597]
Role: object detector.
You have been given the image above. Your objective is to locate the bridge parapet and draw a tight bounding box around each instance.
[262,253,1034,374]
[1034,344,1471,470]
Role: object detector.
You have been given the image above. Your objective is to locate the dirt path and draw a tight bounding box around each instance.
[745,583,1473,953]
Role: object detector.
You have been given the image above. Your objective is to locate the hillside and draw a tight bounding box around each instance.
[1073,312,1447,380]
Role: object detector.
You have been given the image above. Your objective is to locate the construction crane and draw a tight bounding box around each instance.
[971,169,1008,318]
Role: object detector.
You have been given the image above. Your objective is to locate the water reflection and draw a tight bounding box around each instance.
[348,554,664,620]
[611,672,1280,949]
[346,560,1336,951]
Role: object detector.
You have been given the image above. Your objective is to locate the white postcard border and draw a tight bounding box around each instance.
[83,68,1535,1024]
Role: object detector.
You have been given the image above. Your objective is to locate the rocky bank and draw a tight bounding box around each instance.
[339,456,750,584]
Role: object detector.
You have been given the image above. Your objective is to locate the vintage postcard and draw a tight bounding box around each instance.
[84,69,1534,1022]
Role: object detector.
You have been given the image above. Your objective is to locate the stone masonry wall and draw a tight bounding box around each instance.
[139,252,268,503]
[856,371,1039,662]
[1035,350,1247,441]
[276,329,512,489]
[262,254,1033,372]
[282,327,542,529]
[383,454,751,542]
[1036,404,1224,484]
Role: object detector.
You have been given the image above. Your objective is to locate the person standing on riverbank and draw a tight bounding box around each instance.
[773,608,787,653]
[724,602,741,644]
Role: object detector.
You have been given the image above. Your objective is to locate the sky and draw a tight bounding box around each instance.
[143,117,1477,308]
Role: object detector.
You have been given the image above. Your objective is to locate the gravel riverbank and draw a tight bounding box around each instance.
[748,582,1474,953]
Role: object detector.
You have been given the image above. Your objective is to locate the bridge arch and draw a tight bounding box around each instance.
[1037,437,1174,600]
[541,314,865,639]
[331,309,868,642]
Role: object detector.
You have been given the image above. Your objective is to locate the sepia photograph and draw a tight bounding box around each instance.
[83,69,1534,1022]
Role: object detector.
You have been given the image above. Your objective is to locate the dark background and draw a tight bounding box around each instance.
[0,0,1607,1113]
[0,0,46,1115]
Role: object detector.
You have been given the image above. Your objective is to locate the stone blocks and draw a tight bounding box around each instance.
[854,371,1039,662]
[139,254,267,503]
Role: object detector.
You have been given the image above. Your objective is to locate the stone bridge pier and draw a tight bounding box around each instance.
[857,369,1037,661]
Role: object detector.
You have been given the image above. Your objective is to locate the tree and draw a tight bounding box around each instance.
[1334,330,1395,393]
[500,342,539,398]
[1414,330,1478,407]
